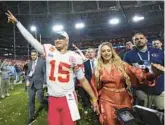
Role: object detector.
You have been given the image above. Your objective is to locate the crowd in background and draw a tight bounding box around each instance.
[0,32,164,125]
[70,31,163,50]
[0,59,29,98]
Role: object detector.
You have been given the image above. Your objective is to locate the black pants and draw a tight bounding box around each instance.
[77,87,90,109]
[28,87,45,119]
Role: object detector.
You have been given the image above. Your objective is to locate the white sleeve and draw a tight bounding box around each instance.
[16,22,44,54]
[43,44,53,57]
[73,52,85,79]
[74,68,84,80]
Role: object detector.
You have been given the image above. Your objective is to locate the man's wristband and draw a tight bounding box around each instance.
[92,98,97,102]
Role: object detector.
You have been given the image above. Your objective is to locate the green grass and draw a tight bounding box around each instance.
[0,84,100,125]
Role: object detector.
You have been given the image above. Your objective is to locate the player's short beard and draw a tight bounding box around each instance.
[136,44,147,50]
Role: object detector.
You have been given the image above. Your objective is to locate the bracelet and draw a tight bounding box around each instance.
[92,98,97,102]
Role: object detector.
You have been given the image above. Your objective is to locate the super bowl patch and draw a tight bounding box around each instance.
[49,47,55,52]
[48,53,54,57]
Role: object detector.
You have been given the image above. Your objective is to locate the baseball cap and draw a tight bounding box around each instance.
[55,31,69,40]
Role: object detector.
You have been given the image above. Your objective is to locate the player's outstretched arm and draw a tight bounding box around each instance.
[6,10,44,54]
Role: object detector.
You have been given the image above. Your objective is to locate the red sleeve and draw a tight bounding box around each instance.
[125,63,156,87]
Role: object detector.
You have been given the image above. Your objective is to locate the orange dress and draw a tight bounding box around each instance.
[91,63,155,125]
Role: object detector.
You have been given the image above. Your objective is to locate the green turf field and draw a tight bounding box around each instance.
[0,84,100,125]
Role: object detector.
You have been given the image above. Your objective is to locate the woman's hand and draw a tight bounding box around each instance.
[5,10,18,24]
[91,99,100,115]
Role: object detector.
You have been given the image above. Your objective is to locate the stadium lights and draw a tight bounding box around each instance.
[52,25,64,32]
[30,26,37,32]
[75,23,85,29]
[109,18,120,25]
[30,25,37,38]
[133,15,144,22]
[4,53,8,56]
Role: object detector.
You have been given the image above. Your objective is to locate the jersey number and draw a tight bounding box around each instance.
[49,60,71,83]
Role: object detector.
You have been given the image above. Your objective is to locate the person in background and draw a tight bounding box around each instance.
[84,48,97,75]
[91,42,163,125]
[82,48,97,113]
[7,61,16,90]
[0,59,11,98]
[124,33,164,111]
[85,49,90,59]
[152,39,163,50]
[26,50,46,124]
[14,63,21,83]
[119,41,133,60]
[23,60,29,92]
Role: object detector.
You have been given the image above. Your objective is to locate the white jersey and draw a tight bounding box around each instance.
[43,44,84,97]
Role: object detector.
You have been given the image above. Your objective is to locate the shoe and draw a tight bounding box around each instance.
[26,118,35,125]
[6,93,10,97]
[1,95,5,99]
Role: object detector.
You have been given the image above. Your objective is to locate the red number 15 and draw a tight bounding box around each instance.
[49,60,71,83]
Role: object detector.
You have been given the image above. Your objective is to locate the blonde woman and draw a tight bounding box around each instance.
[91,42,163,125]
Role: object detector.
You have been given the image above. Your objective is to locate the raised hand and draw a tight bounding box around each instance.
[151,63,164,76]
[5,10,18,24]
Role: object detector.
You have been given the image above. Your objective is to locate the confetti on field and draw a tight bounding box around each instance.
[0,84,100,125]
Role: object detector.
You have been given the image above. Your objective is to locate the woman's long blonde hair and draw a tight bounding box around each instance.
[94,42,131,90]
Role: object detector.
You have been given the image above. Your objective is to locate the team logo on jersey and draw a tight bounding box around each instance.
[69,56,76,65]
[49,46,55,52]
[48,53,54,57]
[151,53,158,57]
[68,94,73,100]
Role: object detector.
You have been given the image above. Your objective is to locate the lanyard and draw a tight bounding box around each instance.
[137,51,150,61]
